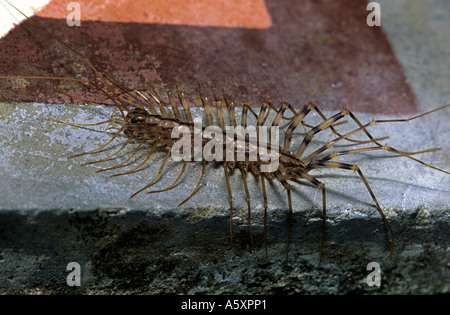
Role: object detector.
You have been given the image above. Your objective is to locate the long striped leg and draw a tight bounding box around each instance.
[240,165,254,249]
[147,90,169,118]
[283,104,317,151]
[309,144,440,171]
[348,110,450,174]
[132,90,159,115]
[200,95,215,126]
[175,86,214,206]
[270,102,291,128]
[98,78,158,115]
[308,161,394,261]
[260,173,268,257]
[295,110,350,158]
[300,107,447,171]
[302,120,380,164]
[302,117,449,174]
[273,171,294,262]
[222,89,237,127]
[177,87,194,124]
[279,102,387,147]
[293,171,327,267]
[223,163,234,245]
[129,150,171,199]
[173,87,212,209]
[263,101,298,124]
[212,91,235,246]
[238,105,257,249]
[255,104,270,257]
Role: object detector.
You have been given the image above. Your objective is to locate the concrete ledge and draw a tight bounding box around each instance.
[1,205,448,294]
[0,102,449,294]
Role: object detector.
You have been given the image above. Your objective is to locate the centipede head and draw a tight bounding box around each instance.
[125,108,151,124]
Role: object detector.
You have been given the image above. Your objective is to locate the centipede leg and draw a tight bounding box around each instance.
[286,189,293,262]
[146,161,188,194]
[222,89,237,127]
[167,91,182,120]
[111,140,159,177]
[223,163,234,245]
[96,137,146,173]
[292,171,327,266]
[256,104,270,255]
[239,165,254,249]
[178,160,207,207]
[332,109,447,167]
[283,102,388,145]
[177,87,194,124]
[295,110,349,157]
[273,171,293,262]
[129,150,171,199]
[260,173,268,257]
[319,185,326,267]
[307,161,394,261]
[82,134,135,166]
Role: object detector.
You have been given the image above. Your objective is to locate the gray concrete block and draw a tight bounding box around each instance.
[0,99,449,294]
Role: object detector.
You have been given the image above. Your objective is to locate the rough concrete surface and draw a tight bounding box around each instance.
[0,0,449,295]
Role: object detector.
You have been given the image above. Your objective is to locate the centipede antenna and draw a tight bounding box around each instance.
[46,117,114,127]
[3,0,130,118]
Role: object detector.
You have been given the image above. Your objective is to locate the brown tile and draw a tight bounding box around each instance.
[0,0,419,114]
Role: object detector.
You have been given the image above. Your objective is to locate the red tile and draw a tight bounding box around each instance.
[0,0,419,114]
